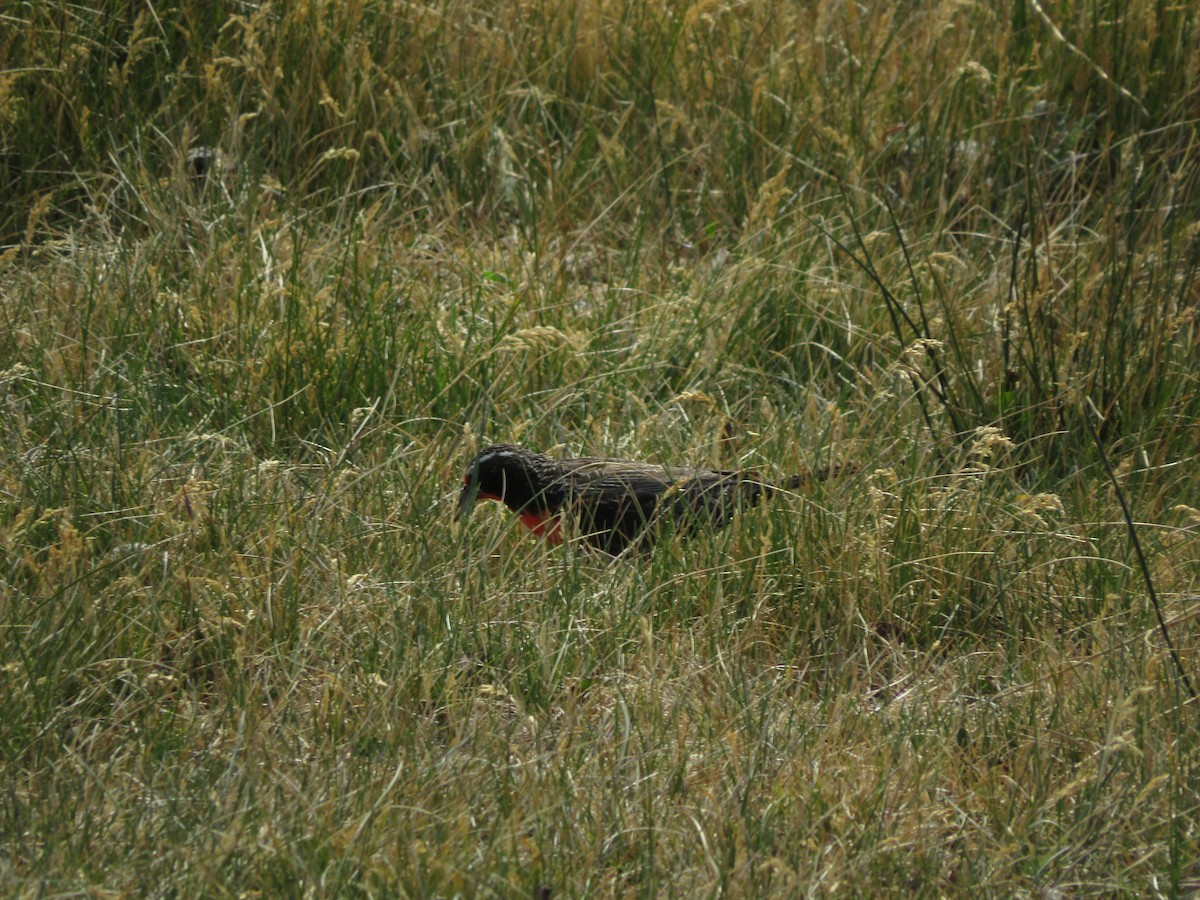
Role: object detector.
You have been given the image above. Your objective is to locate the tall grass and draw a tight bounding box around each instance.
[2,0,1198,894]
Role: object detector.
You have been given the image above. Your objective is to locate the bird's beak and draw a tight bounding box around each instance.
[455,482,478,521]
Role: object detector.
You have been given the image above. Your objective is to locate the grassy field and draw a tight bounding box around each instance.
[2,0,1199,895]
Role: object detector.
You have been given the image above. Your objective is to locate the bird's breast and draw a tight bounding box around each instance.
[517,509,564,544]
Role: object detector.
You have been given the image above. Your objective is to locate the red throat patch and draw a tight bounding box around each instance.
[471,490,563,544]
[517,510,564,544]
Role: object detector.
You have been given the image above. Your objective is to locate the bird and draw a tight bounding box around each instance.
[456,443,847,555]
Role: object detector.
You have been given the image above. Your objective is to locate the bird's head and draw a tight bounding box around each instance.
[456,444,545,520]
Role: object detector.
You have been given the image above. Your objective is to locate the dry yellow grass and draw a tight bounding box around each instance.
[1,0,1198,894]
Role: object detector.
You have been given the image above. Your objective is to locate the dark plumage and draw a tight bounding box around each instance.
[457,443,841,555]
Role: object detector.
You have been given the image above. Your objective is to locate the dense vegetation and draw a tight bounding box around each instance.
[2,0,1198,894]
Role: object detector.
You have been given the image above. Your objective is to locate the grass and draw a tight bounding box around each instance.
[2,0,1199,894]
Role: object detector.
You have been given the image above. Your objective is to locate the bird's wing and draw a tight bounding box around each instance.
[565,470,771,554]
[557,456,744,482]
[563,472,671,554]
